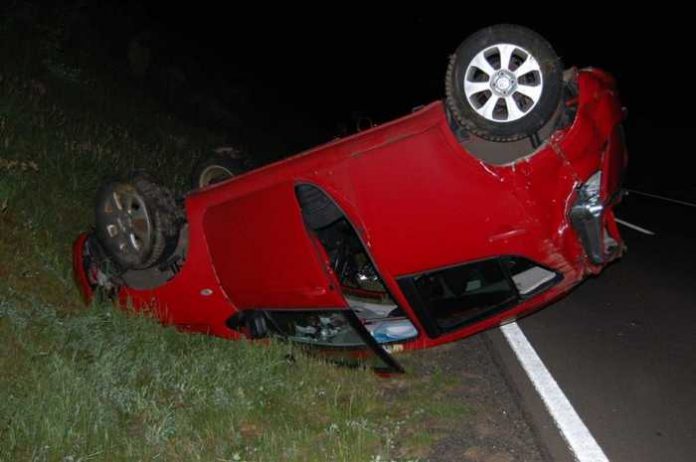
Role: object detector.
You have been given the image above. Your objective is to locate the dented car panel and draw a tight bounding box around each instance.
[73,68,626,370]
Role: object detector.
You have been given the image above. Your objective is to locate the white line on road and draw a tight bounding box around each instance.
[615,218,656,236]
[626,189,696,208]
[500,322,609,462]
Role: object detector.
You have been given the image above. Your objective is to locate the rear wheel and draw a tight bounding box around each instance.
[191,154,247,189]
[95,176,180,270]
[445,24,563,141]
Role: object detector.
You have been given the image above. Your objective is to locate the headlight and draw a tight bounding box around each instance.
[582,171,602,201]
[570,171,605,264]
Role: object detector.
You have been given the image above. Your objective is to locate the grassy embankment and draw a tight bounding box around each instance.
[0,8,467,461]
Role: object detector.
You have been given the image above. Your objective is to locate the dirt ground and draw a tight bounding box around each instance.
[402,333,545,462]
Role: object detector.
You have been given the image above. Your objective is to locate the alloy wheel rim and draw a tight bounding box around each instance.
[102,186,153,260]
[463,43,544,123]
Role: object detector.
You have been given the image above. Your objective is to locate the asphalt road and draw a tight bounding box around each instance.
[496,192,696,461]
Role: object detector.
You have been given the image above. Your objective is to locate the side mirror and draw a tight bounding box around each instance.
[245,311,269,339]
[225,311,269,339]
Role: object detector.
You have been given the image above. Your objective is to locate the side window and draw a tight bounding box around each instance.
[295,184,418,345]
[410,258,516,333]
[398,257,559,337]
[503,257,558,296]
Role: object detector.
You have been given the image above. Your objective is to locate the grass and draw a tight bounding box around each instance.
[0,5,469,461]
[0,302,415,461]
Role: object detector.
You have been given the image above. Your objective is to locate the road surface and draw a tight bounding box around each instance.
[488,192,696,461]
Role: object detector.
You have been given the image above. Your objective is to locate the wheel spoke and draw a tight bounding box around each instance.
[111,192,123,211]
[504,96,525,120]
[123,193,136,215]
[497,44,516,71]
[464,80,490,96]
[479,95,499,120]
[514,55,541,78]
[469,52,495,76]
[516,84,543,103]
[129,233,142,251]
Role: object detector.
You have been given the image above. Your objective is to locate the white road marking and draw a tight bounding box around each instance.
[615,218,656,236]
[500,322,609,462]
[626,189,696,208]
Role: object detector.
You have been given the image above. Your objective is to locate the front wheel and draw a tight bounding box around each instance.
[445,24,563,142]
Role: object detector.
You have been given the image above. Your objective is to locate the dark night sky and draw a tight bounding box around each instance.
[128,4,691,192]
[138,8,675,118]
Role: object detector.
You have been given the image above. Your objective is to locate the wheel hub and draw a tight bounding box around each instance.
[491,70,517,96]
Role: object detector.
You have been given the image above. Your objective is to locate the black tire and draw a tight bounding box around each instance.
[446,24,563,142]
[191,154,247,189]
[95,176,180,270]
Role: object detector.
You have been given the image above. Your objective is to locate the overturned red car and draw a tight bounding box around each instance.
[73,25,627,372]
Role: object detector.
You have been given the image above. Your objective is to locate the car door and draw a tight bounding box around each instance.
[202,180,402,372]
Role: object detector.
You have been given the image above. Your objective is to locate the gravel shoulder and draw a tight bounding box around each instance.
[397,333,545,462]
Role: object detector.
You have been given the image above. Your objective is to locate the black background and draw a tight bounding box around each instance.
[111,4,695,195]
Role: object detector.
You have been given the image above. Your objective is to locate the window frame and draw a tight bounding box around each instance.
[397,256,561,338]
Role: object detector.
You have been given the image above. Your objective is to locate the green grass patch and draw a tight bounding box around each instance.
[0,302,407,461]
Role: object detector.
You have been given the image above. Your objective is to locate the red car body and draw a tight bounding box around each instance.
[74,68,626,371]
